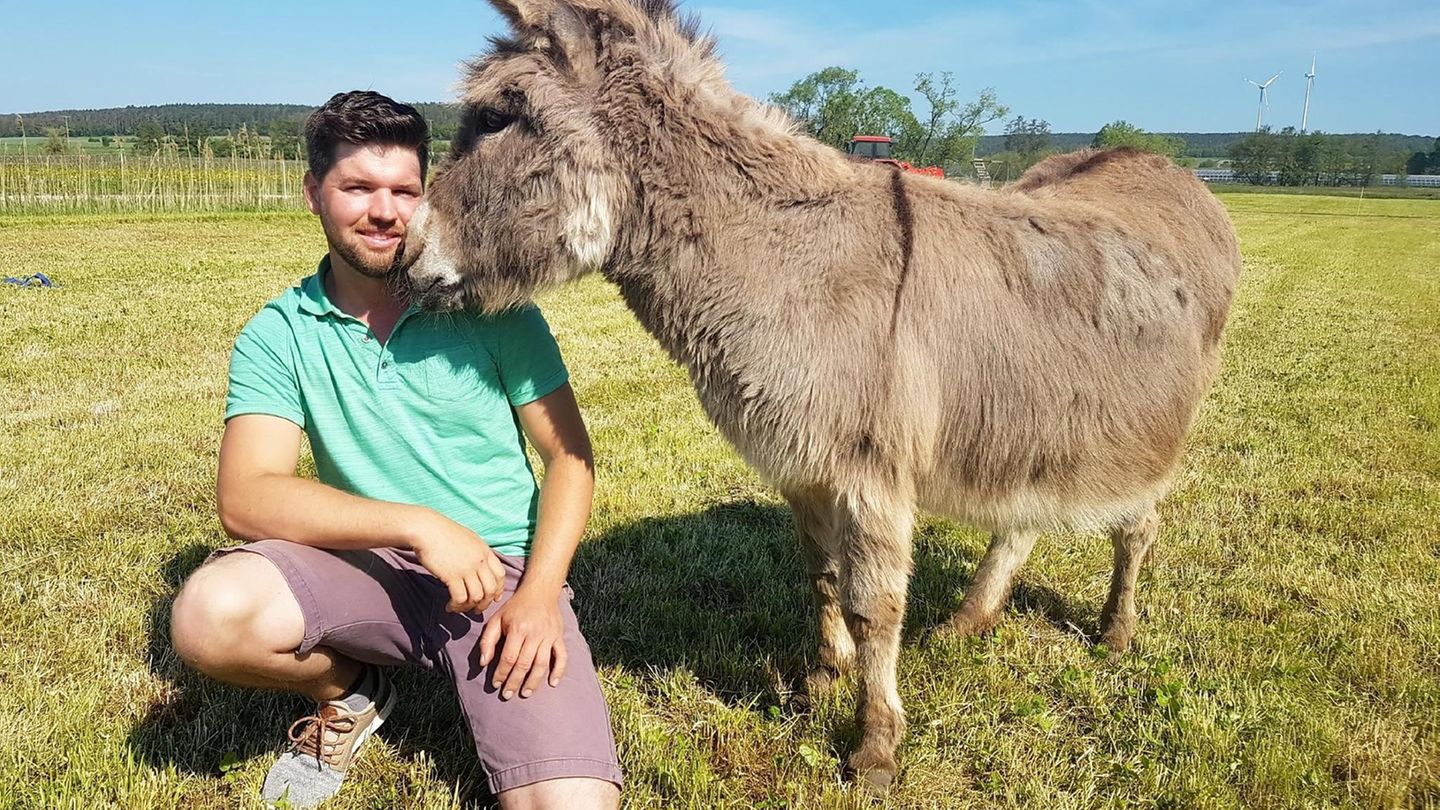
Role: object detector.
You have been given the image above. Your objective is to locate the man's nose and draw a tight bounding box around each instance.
[370,189,398,222]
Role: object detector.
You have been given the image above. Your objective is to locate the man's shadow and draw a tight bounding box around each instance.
[130,545,494,803]
[129,501,1089,804]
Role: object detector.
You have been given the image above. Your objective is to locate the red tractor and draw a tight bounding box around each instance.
[847,135,945,178]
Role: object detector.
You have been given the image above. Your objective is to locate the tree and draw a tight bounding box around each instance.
[268,118,302,160]
[1092,121,1184,157]
[132,120,166,155]
[182,122,213,159]
[768,67,870,150]
[770,68,1007,171]
[1407,138,1440,175]
[900,75,1007,170]
[1003,116,1052,168]
[851,86,915,143]
[43,128,67,155]
[1228,129,1281,184]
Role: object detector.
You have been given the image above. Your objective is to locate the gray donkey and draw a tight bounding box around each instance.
[399,0,1240,790]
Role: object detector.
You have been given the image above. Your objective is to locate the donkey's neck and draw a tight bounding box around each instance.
[597,74,857,372]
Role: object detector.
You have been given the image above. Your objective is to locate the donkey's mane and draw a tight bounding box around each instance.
[633,0,705,43]
[480,0,707,60]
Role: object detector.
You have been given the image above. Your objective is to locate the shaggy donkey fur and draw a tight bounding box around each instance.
[399,0,1241,790]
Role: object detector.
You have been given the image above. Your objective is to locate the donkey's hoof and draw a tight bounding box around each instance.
[1098,615,1137,651]
[846,748,898,794]
[804,665,845,696]
[944,607,1001,639]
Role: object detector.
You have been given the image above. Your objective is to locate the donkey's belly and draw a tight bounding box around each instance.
[916,474,1168,535]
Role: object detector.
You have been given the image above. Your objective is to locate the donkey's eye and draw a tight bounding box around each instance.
[474,108,513,135]
[452,107,518,157]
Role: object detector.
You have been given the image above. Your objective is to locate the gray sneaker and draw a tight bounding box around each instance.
[262,672,396,808]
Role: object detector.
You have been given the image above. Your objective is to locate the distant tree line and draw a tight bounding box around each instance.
[972,119,1185,181]
[1226,128,1417,186]
[7,98,1432,168]
[4,103,468,161]
[3,104,314,138]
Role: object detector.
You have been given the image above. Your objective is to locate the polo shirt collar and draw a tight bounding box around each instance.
[297,254,423,325]
[297,255,345,318]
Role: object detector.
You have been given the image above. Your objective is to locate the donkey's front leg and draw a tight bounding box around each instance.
[837,486,915,792]
[786,490,854,694]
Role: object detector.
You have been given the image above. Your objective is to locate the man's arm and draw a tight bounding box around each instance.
[217,413,505,612]
[477,382,595,699]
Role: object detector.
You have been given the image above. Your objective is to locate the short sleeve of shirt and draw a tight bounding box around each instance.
[225,305,305,427]
[492,305,570,407]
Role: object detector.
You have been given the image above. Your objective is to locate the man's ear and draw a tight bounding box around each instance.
[302,171,321,216]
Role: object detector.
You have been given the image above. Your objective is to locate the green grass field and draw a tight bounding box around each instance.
[1211,184,1440,201]
[1,195,1437,809]
[0,136,127,156]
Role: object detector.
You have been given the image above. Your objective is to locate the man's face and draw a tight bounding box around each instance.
[304,142,423,279]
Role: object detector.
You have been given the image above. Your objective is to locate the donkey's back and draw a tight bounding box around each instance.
[898,148,1239,536]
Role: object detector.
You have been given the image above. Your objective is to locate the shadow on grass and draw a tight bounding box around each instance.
[126,501,1088,802]
[127,543,495,804]
[568,500,1091,700]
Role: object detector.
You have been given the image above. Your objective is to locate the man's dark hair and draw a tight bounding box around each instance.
[304,90,430,184]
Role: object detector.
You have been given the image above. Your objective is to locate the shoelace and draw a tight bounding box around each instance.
[287,706,357,770]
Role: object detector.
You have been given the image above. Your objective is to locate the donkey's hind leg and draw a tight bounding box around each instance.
[785,490,854,693]
[1099,507,1159,651]
[947,530,1040,637]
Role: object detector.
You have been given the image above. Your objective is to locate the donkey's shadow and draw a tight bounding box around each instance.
[128,501,1087,803]
[567,500,1092,703]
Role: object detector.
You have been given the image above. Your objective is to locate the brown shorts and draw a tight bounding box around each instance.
[215,540,622,794]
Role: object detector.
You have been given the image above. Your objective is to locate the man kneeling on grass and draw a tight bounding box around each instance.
[170,90,622,809]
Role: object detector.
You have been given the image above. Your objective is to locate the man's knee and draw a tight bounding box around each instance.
[170,551,302,673]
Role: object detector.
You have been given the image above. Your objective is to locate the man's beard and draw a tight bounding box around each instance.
[325,225,413,299]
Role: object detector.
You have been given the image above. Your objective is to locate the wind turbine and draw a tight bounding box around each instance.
[1247,72,1281,132]
[1300,54,1317,133]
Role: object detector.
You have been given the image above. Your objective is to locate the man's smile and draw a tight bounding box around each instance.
[358,230,402,250]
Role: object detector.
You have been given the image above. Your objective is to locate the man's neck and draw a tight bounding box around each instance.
[325,253,410,343]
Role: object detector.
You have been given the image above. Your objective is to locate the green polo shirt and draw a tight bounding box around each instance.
[224,257,569,557]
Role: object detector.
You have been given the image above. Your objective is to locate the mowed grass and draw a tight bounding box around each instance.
[0,137,121,156]
[1,195,1437,809]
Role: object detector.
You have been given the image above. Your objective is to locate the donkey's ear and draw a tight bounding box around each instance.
[488,0,556,31]
[566,0,653,35]
[489,0,598,76]
[547,3,599,74]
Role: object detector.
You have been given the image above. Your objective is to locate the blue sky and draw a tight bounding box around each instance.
[5,0,1437,135]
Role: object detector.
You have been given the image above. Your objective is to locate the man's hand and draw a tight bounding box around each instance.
[478,587,568,699]
[409,510,507,614]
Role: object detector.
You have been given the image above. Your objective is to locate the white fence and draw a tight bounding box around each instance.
[1195,168,1440,188]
